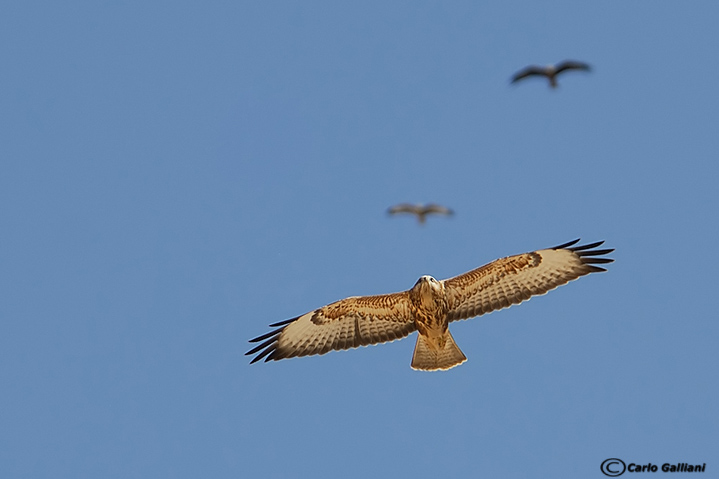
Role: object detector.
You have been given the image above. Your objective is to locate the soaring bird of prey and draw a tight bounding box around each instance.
[387,203,454,224]
[246,239,613,371]
[511,60,591,88]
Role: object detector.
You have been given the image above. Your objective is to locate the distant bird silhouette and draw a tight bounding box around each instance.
[387,203,454,224]
[511,60,591,88]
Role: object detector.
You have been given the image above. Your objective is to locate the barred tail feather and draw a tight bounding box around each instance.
[410,331,467,371]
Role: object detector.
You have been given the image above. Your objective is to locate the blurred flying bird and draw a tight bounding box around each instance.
[511,60,591,88]
[387,203,454,224]
[247,239,614,371]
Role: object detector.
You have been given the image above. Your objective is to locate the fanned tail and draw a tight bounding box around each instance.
[411,331,467,371]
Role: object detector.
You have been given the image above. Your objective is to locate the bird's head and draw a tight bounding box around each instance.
[410,275,445,310]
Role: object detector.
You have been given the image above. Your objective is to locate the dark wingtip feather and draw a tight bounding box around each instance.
[569,240,604,252]
[250,345,276,364]
[265,349,283,362]
[586,265,608,273]
[248,329,282,344]
[246,316,300,364]
[269,316,300,328]
[582,257,614,264]
[245,336,280,356]
[576,248,614,257]
[552,238,581,249]
[552,239,614,271]
[565,239,615,271]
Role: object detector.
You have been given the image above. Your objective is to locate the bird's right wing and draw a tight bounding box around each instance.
[246,292,416,363]
[388,204,420,215]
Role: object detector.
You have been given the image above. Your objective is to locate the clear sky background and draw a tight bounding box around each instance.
[2,2,717,478]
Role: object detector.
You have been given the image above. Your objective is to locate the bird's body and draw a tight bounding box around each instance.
[511,60,591,88]
[246,239,613,371]
[387,203,454,224]
[407,276,466,369]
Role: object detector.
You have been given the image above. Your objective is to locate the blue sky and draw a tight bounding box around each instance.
[2,2,717,478]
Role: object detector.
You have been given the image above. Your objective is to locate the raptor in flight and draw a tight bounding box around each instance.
[247,239,613,371]
[511,60,591,88]
[387,203,454,224]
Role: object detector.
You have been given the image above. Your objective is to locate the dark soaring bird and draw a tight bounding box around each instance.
[511,60,591,88]
[387,203,454,224]
[246,239,613,371]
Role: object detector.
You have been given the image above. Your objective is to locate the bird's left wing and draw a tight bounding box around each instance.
[443,239,613,322]
[424,204,454,216]
[388,204,419,216]
[246,292,416,363]
[511,66,546,83]
[555,60,591,73]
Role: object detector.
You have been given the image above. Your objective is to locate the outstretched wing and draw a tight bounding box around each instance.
[246,292,416,363]
[423,204,454,216]
[511,66,548,83]
[443,239,613,322]
[388,204,421,216]
[555,60,591,74]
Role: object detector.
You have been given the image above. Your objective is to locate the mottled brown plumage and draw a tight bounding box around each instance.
[247,239,613,371]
